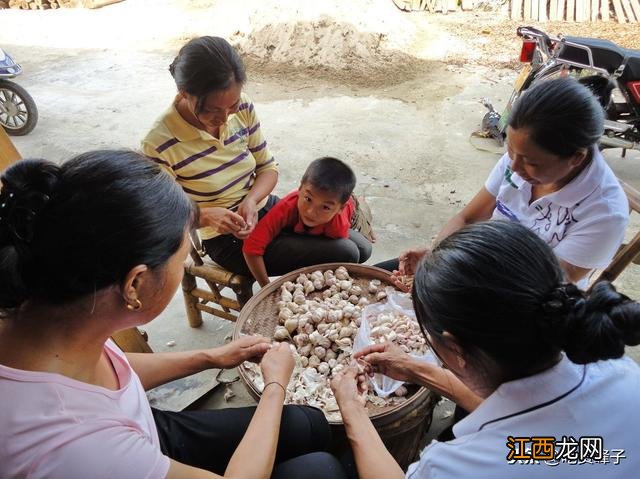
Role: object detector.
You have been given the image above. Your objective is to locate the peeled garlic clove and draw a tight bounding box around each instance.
[394,385,408,397]
[274,326,291,341]
[284,318,299,334]
[314,346,327,359]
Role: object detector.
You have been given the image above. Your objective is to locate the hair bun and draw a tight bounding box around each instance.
[560,282,640,363]
[0,159,60,309]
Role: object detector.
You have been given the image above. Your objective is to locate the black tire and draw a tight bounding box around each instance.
[0,79,38,136]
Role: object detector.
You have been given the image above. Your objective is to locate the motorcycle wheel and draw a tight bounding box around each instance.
[0,79,38,136]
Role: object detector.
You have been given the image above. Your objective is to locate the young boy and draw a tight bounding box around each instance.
[243,157,366,286]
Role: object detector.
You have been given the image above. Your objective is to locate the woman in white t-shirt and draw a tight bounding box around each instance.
[0,151,343,479]
[379,77,628,289]
[333,220,640,479]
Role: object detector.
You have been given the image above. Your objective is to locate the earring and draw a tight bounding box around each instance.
[126,299,142,311]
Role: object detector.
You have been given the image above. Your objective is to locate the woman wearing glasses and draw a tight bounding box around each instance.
[332,221,640,478]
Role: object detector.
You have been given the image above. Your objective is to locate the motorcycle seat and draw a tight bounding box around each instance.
[559,36,640,81]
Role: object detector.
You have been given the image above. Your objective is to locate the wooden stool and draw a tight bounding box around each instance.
[591,180,640,288]
[182,234,254,327]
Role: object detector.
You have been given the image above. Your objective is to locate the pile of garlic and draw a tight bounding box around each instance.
[366,310,428,355]
[242,267,419,421]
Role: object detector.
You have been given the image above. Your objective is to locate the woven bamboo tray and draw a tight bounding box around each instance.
[233,262,432,425]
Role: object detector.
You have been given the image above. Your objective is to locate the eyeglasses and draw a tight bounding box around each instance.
[424,332,447,370]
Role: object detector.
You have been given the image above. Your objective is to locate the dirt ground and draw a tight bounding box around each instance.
[2,0,639,409]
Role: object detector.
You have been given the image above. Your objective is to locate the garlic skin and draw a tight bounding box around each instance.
[274,326,291,341]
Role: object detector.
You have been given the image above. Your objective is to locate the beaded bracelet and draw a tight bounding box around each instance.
[263,381,286,395]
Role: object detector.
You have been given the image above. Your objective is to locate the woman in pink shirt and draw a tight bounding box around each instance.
[0,150,343,479]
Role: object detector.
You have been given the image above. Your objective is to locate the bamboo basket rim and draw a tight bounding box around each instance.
[233,262,434,425]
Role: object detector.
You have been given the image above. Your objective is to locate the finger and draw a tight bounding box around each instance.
[354,343,387,359]
[361,352,385,366]
[245,342,271,358]
[222,217,243,233]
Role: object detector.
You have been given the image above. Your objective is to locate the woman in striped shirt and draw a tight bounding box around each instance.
[142,36,371,278]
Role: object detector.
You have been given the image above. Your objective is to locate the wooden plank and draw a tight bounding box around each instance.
[630,0,640,20]
[0,126,21,171]
[550,0,558,19]
[612,0,628,21]
[558,0,566,19]
[531,0,539,19]
[584,0,591,20]
[591,0,599,19]
[539,0,548,20]
[512,0,524,19]
[567,0,575,19]
[524,0,532,18]
[575,0,584,20]
[602,0,610,20]
[621,0,638,19]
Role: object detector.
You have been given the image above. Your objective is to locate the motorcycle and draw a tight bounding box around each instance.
[0,47,38,136]
[482,26,640,154]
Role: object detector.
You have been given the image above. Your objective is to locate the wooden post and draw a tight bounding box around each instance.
[539,0,548,19]
[0,126,21,171]
[591,0,599,18]
[550,0,558,19]
[558,0,566,19]
[630,0,640,21]
[602,0,610,20]
[182,268,203,328]
[567,0,575,19]
[524,0,532,18]
[621,0,637,20]
[512,0,524,19]
[612,0,627,21]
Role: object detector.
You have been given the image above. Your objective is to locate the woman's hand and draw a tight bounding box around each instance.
[200,206,247,236]
[235,197,259,239]
[210,336,271,369]
[331,363,369,411]
[260,342,295,387]
[354,343,415,383]
[389,247,427,292]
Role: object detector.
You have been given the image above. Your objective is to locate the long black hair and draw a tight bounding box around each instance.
[0,150,197,311]
[412,221,640,383]
[508,77,604,158]
[169,36,246,114]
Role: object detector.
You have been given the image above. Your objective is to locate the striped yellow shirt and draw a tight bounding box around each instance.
[141,93,277,239]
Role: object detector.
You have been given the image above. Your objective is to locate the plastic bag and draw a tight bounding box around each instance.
[353,288,439,398]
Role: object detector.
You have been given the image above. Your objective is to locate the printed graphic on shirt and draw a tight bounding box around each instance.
[530,204,578,248]
[495,199,520,223]
[504,166,518,189]
[505,435,626,467]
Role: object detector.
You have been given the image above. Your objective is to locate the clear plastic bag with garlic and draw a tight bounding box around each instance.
[354,287,440,398]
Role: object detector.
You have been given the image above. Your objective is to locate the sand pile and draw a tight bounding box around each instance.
[232,15,427,87]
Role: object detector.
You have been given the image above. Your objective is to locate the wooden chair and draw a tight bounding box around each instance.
[590,180,640,289]
[1,126,152,353]
[182,232,254,327]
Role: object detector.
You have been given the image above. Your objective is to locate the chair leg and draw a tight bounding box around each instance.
[182,269,203,328]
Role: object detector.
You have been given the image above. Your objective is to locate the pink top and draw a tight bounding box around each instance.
[0,340,170,479]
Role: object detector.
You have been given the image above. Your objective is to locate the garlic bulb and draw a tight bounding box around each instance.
[314,346,327,359]
[335,266,349,280]
[304,280,315,295]
[308,355,321,368]
[296,273,308,285]
[284,318,299,334]
[394,385,408,397]
[274,326,291,341]
[283,281,296,292]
